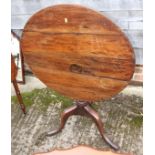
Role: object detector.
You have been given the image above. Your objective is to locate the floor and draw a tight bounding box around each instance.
[11,75,143,155]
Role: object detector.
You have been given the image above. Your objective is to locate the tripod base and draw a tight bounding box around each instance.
[46,101,119,150]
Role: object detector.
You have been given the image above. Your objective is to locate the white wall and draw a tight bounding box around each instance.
[11,0,143,64]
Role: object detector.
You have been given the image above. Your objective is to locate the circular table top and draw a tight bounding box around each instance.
[21,4,135,101]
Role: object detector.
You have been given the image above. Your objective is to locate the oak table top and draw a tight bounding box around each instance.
[21,4,135,101]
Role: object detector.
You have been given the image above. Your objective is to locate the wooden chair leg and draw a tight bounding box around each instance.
[84,105,119,150]
[46,105,78,136]
[12,80,26,114]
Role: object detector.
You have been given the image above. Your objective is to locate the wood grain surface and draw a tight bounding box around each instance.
[21,4,135,101]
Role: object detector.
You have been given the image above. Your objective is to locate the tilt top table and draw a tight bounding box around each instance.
[21,4,135,150]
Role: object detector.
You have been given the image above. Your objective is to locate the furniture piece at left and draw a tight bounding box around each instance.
[11,55,26,114]
[11,30,25,84]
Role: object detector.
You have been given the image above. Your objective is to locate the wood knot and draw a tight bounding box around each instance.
[69,64,82,74]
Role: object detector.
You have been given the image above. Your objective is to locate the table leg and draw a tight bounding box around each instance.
[84,105,119,150]
[46,105,78,136]
[12,80,26,114]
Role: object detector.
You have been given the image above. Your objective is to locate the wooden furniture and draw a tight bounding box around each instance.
[11,55,26,114]
[11,30,25,84]
[21,4,135,150]
[33,146,133,155]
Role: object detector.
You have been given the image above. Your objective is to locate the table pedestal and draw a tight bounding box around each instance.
[46,101,119,150]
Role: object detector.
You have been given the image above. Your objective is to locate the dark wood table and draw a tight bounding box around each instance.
[21,4,135,150]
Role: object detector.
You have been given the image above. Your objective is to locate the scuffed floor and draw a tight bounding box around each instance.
[11,86,143,155]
